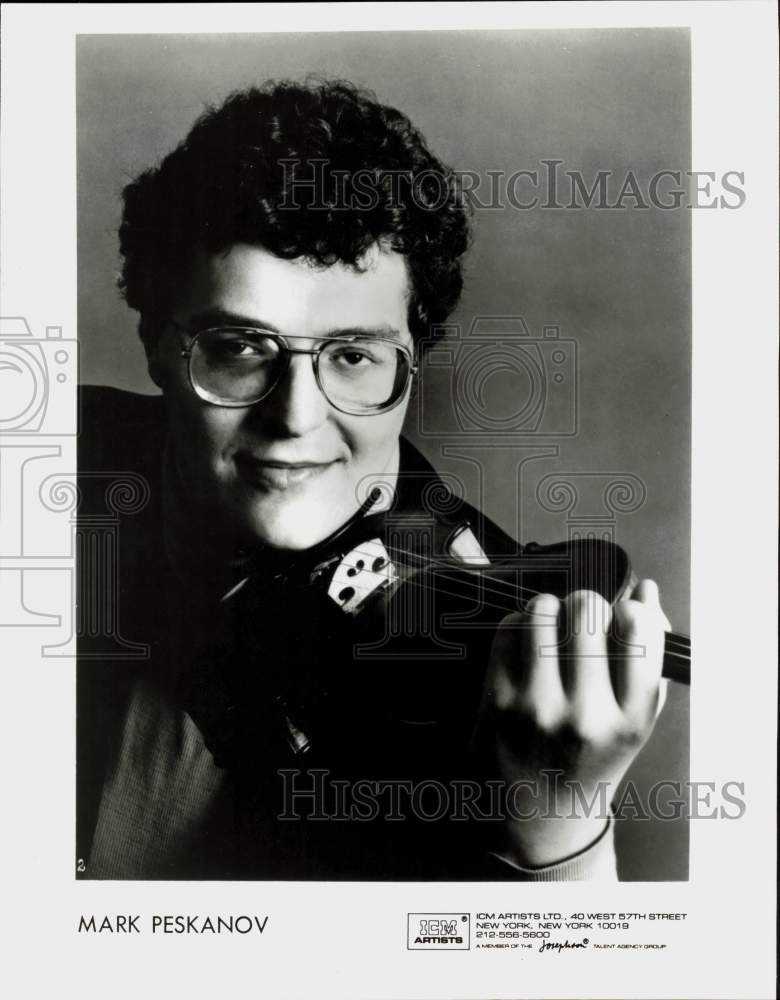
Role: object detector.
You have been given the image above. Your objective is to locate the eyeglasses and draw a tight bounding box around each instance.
[172,323,418,416]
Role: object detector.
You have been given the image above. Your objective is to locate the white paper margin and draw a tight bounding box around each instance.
[0,4,776,999]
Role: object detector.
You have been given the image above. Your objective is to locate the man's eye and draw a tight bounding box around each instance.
[328,342,389,367]
[333,349,372,366]
[224,340,260,357]
[209,337,272,361]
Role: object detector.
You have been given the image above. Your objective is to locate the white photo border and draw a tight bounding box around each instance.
[0,4,776,999]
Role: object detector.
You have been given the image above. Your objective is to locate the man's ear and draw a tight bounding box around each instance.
[146,353,166,390]
[141,318,167,390]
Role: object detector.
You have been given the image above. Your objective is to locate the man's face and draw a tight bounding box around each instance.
[148,243,414,551]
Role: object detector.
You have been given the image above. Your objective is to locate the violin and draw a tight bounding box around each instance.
[299,490,690,676]
[235,488,690,759]
[185,487,690,766]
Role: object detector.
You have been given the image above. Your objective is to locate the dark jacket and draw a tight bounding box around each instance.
[76,386,525,879]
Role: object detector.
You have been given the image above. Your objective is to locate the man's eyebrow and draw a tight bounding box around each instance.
[188,309,402,340]
[322,325,404,341]
[187,309,282,333]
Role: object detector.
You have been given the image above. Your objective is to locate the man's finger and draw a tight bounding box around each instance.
[519,593,567,722]
[484,596,566,725]
[630,578,672,631]
[560,590,619,729]
[611,597,665,721]
[630,579,669,718]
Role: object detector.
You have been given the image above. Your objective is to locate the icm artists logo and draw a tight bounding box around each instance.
[407,913,470,950]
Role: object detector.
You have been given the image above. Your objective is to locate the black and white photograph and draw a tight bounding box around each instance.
[75,26,692,884]
[0,4,776,1000]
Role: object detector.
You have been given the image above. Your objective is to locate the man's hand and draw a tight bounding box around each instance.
[474,581,668,868]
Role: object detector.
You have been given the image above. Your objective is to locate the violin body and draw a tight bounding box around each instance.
[182,499,689,769]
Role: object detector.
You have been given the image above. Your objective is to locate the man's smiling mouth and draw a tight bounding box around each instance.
[234,454,337,490]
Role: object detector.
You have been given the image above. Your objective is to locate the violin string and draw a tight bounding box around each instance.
[334,538,693,655]
[334,539,691,648]
[331,541,554,615]
[329,540,691,658]
[357,568,691,665]
[370,540,692,655]
[378,537,650,609]
[339,538,556,605]
[386,569,689,661]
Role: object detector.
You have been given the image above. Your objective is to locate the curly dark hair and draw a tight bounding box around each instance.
[118,78,471,347]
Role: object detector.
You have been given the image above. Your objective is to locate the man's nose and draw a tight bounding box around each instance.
[257,353,330,436]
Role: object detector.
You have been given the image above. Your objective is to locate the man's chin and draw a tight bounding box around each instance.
[238,506,352,553]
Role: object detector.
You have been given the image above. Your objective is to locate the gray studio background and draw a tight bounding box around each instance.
[77,29,690,880]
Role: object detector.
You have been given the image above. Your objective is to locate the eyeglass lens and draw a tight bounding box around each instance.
[190,329,410,412]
